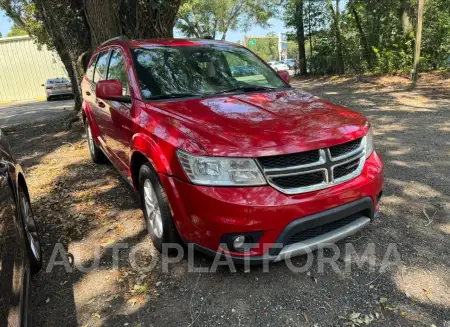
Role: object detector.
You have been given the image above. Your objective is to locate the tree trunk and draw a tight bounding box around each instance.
[34,0,91,113]
[295,0,307,75]
[328,0,345,74]
[34,0,182,115]
[84,0,121,47]
[350,4,372,69]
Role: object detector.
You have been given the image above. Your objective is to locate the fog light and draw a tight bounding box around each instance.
[233,235,246,250]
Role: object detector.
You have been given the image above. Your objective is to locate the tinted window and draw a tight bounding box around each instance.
[86,54,98,81]
[132,46,288,100]
[107,50,130,96]
[93,51,110,83]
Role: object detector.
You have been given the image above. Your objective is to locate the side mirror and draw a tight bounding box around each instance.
[278,70,290,83]
[41,84,45,87]
[96,80,131,103]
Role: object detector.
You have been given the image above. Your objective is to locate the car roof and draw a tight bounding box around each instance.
[102,38,238,49]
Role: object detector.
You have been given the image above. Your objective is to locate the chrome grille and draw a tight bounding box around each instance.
[257,137,366,194]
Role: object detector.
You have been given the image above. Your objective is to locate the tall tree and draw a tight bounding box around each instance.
[176,0,278,40]
[327,0,344,74]
[294,0,307,74]
[349,1,372,69]
[284,0,307,74]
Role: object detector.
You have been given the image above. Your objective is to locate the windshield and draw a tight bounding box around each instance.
[131,45,289,100]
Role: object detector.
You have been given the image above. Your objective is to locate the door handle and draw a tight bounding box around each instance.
[98,101,105,108]
[85,91,91,96]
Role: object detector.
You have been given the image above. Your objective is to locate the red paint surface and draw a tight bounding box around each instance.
[81,38,383,256]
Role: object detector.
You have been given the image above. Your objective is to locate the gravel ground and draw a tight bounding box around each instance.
[4,74,450,327]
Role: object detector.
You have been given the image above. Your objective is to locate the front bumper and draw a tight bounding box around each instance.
[160,151,383,260]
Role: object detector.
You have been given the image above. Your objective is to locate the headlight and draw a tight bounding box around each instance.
[365,127,374,158]
[177,150,266,186]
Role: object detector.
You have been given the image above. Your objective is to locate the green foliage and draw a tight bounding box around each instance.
[287,41,299,59]
[176,0,278,40]
[283,0,450,75]
[246,36,278,61]
[6,24,28,37]
[421,0,450,70]
[0,1,52,49]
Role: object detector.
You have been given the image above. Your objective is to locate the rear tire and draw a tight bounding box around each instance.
[19,186,42,275]
[86,121,106,164]
[46,96,52,101]
[138,163,180,253]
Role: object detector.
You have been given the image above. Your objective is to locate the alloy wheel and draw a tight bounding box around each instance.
[143,179,163,238]
[20,193,41,262]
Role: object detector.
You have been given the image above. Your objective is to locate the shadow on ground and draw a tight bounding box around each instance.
[4,76,450,326]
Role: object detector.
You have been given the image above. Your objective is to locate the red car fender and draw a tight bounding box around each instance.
[130,133,173,175]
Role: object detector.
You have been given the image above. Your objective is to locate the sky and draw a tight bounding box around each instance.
[0,11,13,37]
[0,10,289,41]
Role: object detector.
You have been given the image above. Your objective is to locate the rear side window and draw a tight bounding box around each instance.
[86,54,98,81]
[93,51,110,83]
[107,50,130,96]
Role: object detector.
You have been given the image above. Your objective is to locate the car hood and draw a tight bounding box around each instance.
[148,89,369,157]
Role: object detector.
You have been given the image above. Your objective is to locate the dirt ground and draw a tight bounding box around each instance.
[4,74,450,327]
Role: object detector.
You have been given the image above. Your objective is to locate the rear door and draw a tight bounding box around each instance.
[82,54,98,107]
[0,163,26,327]
[90,50,112,150]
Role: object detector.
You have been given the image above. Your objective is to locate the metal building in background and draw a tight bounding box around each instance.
[0,36,68,102]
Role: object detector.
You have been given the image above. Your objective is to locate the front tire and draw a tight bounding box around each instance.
[86,121,106,164]
[19,186,42,275]
[138,163,180,253]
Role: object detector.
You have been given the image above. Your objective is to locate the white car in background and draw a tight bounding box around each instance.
[267,61,289,72]
[42,78,73,101]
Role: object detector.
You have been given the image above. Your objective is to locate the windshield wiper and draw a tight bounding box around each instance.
[147,93,203,100]
[213,85,277,95]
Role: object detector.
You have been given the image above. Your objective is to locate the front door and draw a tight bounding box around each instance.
[102,48,134,173]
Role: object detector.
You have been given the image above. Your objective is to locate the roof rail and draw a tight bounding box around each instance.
[101,35,129,45]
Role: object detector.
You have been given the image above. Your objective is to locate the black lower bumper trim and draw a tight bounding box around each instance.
[187,196,375,263]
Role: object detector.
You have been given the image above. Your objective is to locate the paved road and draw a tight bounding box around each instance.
[0,99,74,127]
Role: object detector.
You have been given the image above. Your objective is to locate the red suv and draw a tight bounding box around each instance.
[81,38,383,262]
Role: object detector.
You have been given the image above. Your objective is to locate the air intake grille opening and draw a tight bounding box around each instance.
[329,138,362,158]
[271,171,324,189]
[257,150,320,169]
[286,212,363,245]
[334,158,360,179]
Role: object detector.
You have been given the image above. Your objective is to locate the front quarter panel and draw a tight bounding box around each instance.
[130,101,205,178]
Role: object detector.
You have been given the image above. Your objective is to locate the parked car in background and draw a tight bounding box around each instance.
[42,78,73,101]
[0,129,42,326]
[230,65,259,77]
[267,60,290,71]
[283,59,298,69]
[82,38,383,263]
